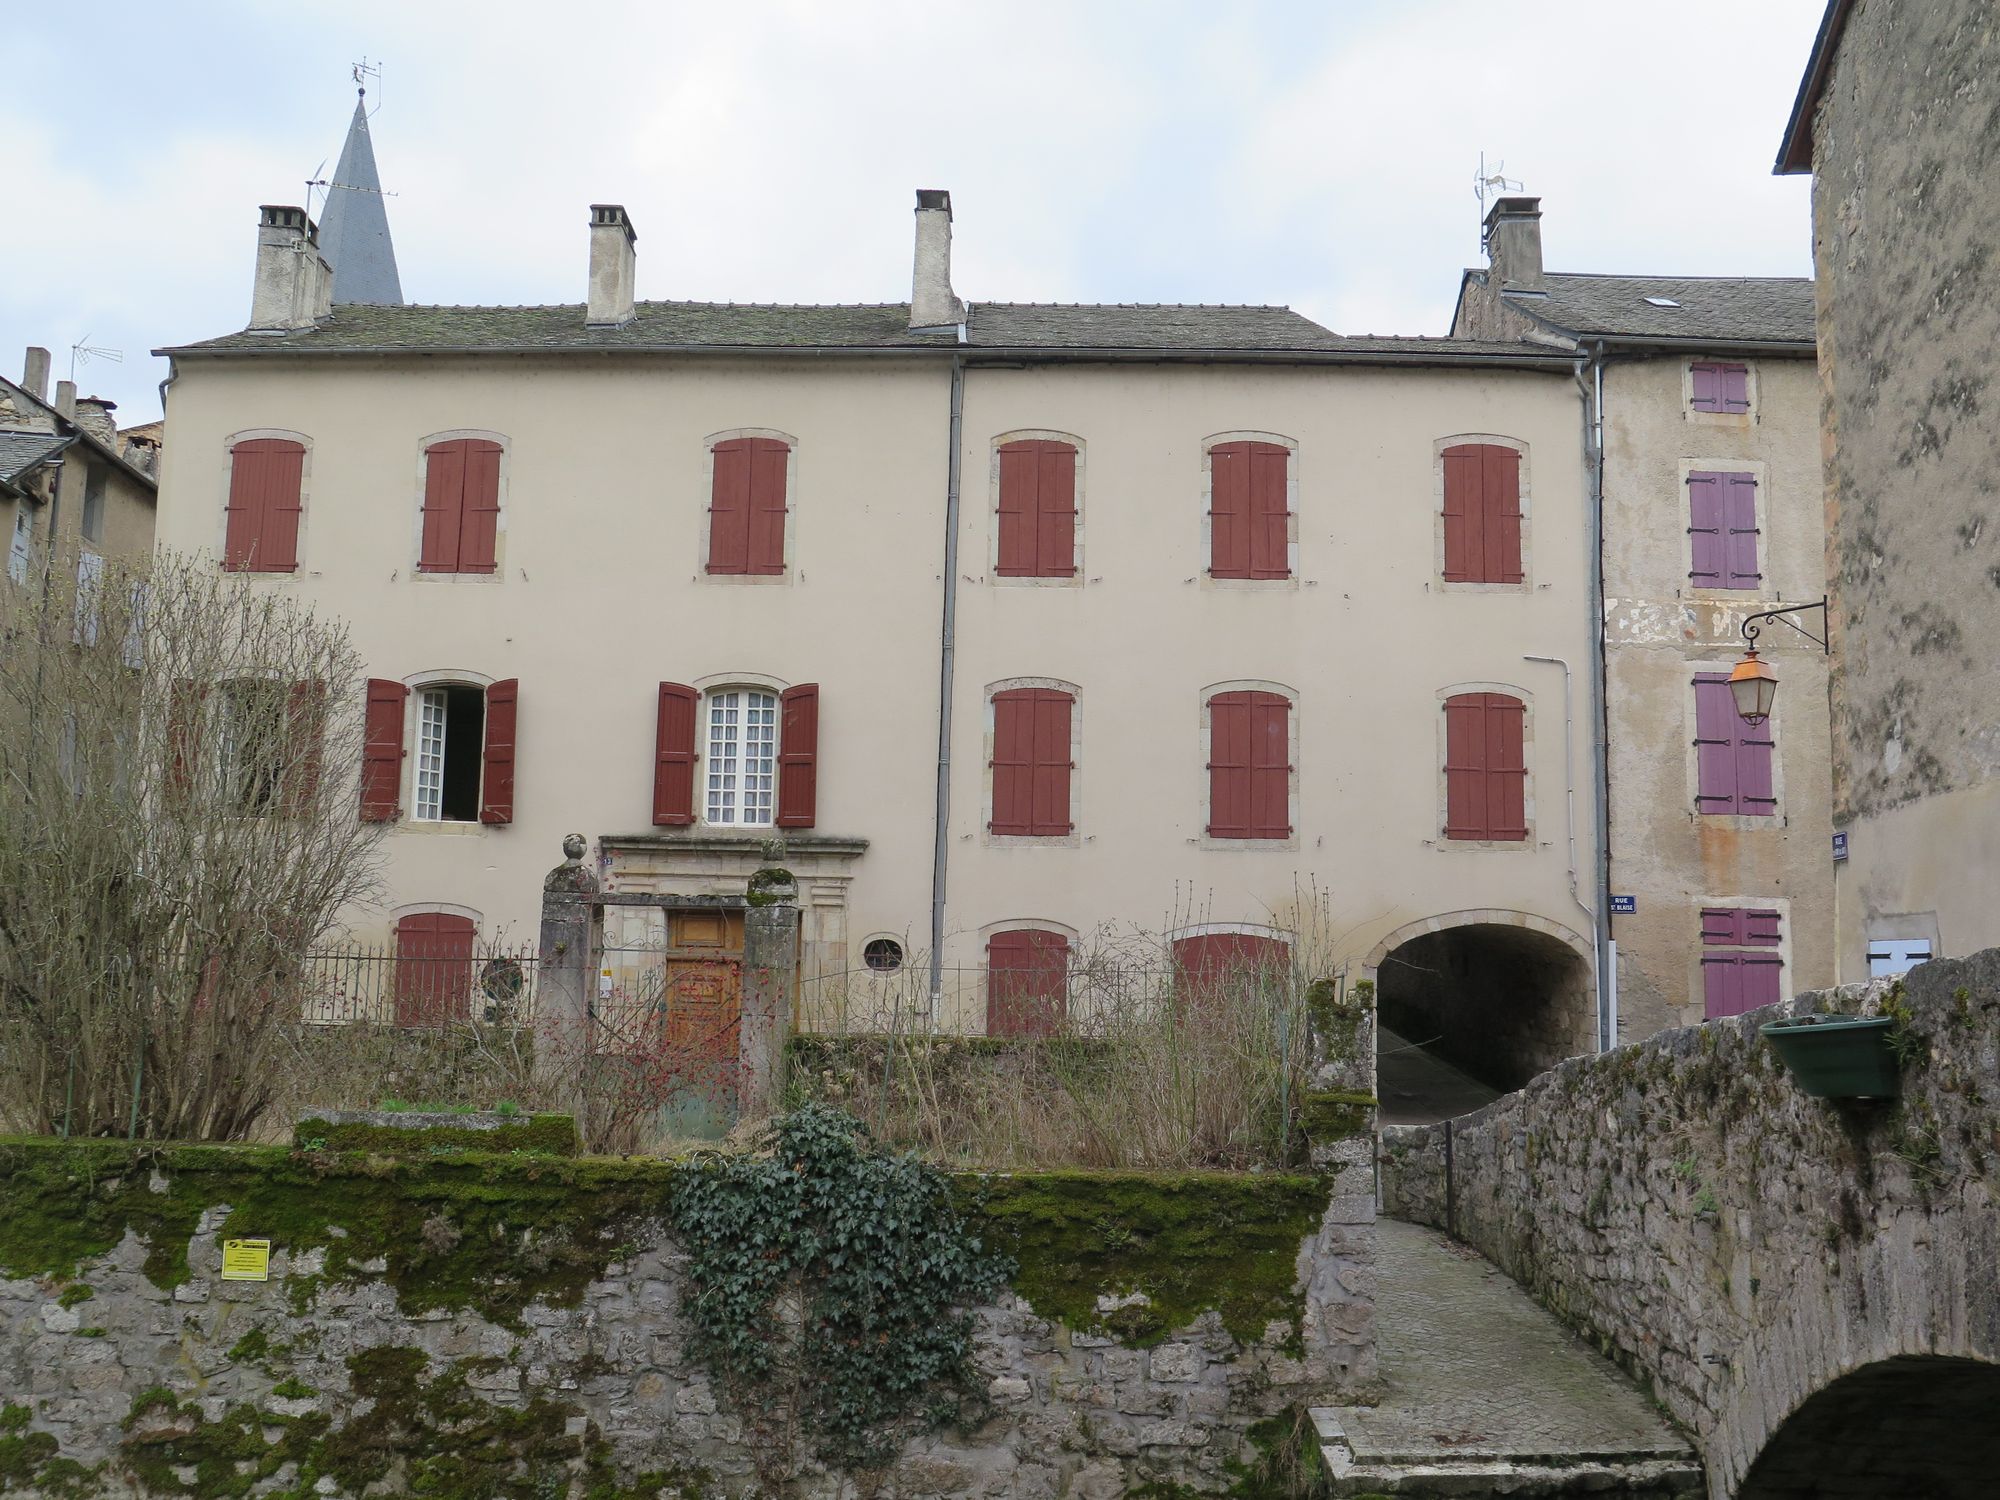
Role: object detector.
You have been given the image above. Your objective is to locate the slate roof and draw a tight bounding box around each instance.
[1480,271,1816,345]
[159,300,1565,364]
[317,96,404,306]
[0,431,69,486]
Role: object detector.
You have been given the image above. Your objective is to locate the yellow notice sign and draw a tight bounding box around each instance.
[220,1239,270,1282]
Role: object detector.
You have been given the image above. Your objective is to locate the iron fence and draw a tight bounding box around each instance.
[298,946,541,1029]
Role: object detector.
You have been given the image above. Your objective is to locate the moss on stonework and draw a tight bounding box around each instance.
[292,1113,578,1156]
[745,866,796,906]
[962,1169,1326,1348]
[1309,977,1372,1073]
[1299,1089,1377,1142]
[0,1403,103,1500]
[0,1136,676,1327]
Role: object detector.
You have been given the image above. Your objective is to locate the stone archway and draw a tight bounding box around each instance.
[1737,1355,2000,1498]
[1366,910,1595,1104]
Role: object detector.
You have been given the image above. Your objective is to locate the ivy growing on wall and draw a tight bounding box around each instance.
[668,1105,1012,1473]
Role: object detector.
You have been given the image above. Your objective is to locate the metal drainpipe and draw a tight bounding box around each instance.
[927,353,966,1015]
[1583,343,1615,1050]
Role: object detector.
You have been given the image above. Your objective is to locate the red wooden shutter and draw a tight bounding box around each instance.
[1722,473,1761,589]
[1208,690,1288,838]
[653,682,698,826]
[1441,445,1481,582]
[1031,691,1074,834]
[283,680,327,814]
[1209,443,1251,578]
[1687,473,1725,586]
[1247,442,1290,579]
[1482,444,1523,583]
[459,440,503,574]
[419,441,466,572]
[707,441,752,574]
[479,679,517,825]
[995,443,1038,576]
[1444,692,1525,839]
[224,439,304,572]
[745,438,789,575]
[1172,932,1292,1005]
[1037,443,1078,577]
[394,911,476,1027]
[359,678,408,822]
[990,690,1034,835]
[777,683,819,829]
[987,928,1069,1038]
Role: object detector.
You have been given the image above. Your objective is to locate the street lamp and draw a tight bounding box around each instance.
[1730,597,1829,725]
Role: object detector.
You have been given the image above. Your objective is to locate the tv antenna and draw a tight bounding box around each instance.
[1474,153,1524,249]
[69,338,123,382]
[304,61,398,216]
[353,56,381,110]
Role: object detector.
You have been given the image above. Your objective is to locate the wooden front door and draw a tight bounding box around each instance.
[657,907,744,1137]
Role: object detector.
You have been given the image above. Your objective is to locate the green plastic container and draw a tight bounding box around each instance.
[1760,1014,1902,1100]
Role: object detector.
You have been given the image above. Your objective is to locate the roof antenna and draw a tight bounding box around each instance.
[69,337,123,382]
[353,57,381,115]
[305,63,398,214]
[1474,153,1524,252]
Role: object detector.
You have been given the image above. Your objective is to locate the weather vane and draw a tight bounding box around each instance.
[1474,153,1525,251]
[353,57,380,100]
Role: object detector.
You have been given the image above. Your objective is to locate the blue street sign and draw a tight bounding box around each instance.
[1832,830,1849,862]
[1610,894,1637,915]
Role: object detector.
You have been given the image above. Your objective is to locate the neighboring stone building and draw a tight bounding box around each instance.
[1777,0,2000,982]
[154,193,1615,1070]
[0,347,158,592]
[1454,198,1832,1040]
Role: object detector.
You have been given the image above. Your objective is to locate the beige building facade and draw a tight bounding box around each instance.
[155,196,1608,1076]
[1779,0,2000,982]
[1455,198,1833,1039]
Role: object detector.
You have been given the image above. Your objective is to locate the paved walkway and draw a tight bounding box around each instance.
[1316,1219,1701,1495]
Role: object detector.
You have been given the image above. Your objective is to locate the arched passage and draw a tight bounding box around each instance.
[1369,912,1593,1113]
[1739,1356,2000,1498]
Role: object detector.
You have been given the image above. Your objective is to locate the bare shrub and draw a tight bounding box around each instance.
[0,551,385,1139]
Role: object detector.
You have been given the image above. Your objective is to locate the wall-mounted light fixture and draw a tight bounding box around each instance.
[1729,596,1829,725]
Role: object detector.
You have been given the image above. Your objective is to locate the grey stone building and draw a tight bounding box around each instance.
[1777,0,2000,980]
[1453,198,1831,1042]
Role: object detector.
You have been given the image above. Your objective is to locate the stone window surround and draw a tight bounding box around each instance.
[396,668,497,837]
[1686,894,1792,1022]
[1430,680,1538,851]
[981,676,1083,848]
[1682,358,1760,426]
[1196,678,1300,851]
[690,670,793,833]
[217,429,313,572]
[986,429,1086,587]
[696,428,799,586]
[1431,432,1534,593]
[1198,431,1300,590]
[409,429,511,586]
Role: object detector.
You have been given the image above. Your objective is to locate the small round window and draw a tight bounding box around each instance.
[863,938,904,973]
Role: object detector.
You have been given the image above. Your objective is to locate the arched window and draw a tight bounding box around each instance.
[988,682,1077,837]
[418,436,503,574]
[995,437,1079,578]
[393,909,476,1027]
[1205,686,1293,840]
[650,680,819,829]
[1205,437,1293,580]
[1170,929,1292,1005]
[360,676,517,825]
[1443,691,1528,841]
[1440,441,1524,584]
[986,926,1070,1037]
[706,435,792,576]
[223,436,306,572]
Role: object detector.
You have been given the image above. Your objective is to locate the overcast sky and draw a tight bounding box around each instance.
[4,0,1824,423]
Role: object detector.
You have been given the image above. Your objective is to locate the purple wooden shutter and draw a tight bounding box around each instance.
[1693,676,1740,812]
[1690,363,1722,413]
[1722,473,1761,589]
[1742,954,1784,1007]
[1687,473,1725,586]
[1737,709,1777,814]
[1721,365,1751,412]
[1744,909,1782,946]
[1702,954,1744,1018]
[1700,907,1744,945]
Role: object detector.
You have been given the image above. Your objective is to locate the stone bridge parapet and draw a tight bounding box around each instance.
[1380,950,2000,1498]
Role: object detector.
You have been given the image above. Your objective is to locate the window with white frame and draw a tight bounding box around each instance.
[412,684,485,822]
[704,688,777,826]
[8,505,33,584]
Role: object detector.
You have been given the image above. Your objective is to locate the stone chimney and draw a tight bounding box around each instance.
[250,205,334,331]
[1484,195,1544,291]
[72,397,118,447]
[909,189,964,331]
[21,348,51,403]
[587,205,638,328]
[55,381,76,420]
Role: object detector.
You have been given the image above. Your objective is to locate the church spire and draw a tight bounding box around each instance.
[317,76,403,306]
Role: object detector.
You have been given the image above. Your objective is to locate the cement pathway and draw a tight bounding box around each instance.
[1315,1219,1702,1495]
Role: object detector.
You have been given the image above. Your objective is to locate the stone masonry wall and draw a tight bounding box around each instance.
[1379,949,2000,1498]
[0,1141,1374,1499]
